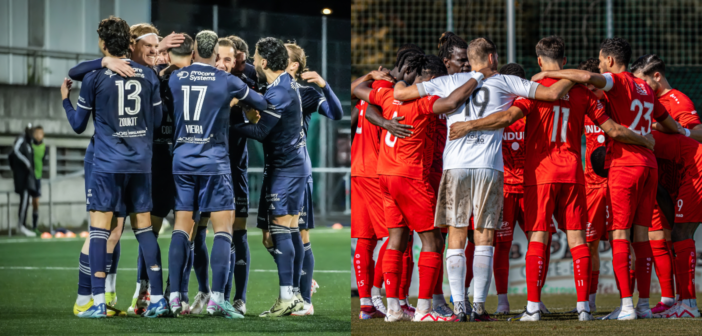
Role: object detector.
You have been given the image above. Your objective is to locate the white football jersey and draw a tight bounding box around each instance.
[417,72,539,172]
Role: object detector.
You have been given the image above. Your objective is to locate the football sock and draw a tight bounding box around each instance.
[464,241,475,291]
[32,210,38,230]
[416,298,431,313]
[445,248,466,303]
[418,251,442,300]
[650,239,675,301]
[383,248,403,308]
[291,227,304,293]
[373,239,388,289]
[167,229,190,301]
[472,245,494,305]
[194,225,210,293]
[570,244,592,303]
[233,230,250,303]
[105,253,114,293]
[89,227,109,302]
[399,243,413,300]
[354,238,376,299]
[622,296,634,308]
[667,240,678,296]
[612,239,633,298]
[136,247,147,283]
[133,226,163,296]
[629,269,636,294]
[433,294,447,307]
[637,297,649,308]
[301,242,315,303]
[632,241,653,299]
[493,241,511,295]
[181,242,194,300]
[577,301,589,313]
[77,252,92,302]
[590,271,600,295]
[270,224,295,300]
[211,291,225,303]
[541,234,552,284]
[210,231,233,295]
[497,293,509,307]
[107,241,120,288]
[526,241,547,303]
[674,239,697,300]
[388,298,401,312]
[360,297,372,306]
[527,300,540,314]
[399,299,406,306]
[224,245,235,301]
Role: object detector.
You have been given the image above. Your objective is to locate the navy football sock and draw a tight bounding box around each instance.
[78,252,92,296]
[32,211,38,230]
[136,247,148,282]
[291,228,304,292]
[110,241,120,275]
[224,245,235,301]
[233,230,250,302]
[270,224,295,299]
[181,242,194,297]
[168,230,190,299]
[89,227,110,303]
[133,226,164,296]
[211,232,233,295]
[301,242,315,303]
[194,225,210,293]
[106,253,113,274]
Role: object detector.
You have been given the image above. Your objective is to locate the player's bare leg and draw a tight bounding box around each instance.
[445,226,469,320]
[668,222,701,318]
[648,229,676,315]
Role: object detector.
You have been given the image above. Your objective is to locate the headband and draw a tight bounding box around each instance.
[135,32,158,41]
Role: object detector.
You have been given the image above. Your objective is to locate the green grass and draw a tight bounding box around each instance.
[0,228,351,335]
[352,293,702,335]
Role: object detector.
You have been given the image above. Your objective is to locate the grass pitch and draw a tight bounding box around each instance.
[0,228,351,335]
[352,293,702,335]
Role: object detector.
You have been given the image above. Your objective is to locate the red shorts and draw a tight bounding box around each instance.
[585,186,609,242]
[496,191,524,242]
[650,200,672,231]
[379,175,436,233]
[607,166,657,231]
[351,177,388,239]
[524,183,587,233]
[675,174,702,223]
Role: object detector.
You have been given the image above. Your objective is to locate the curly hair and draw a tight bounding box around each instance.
[630,54,665,76]
[227,35,250,59]
[97,16,130,57]
[600,37,632,66]
[577,58,600,73]
[195,30,218,59]
[285,42,308,80]
[499,63,526,79]
[438,32,468,61]
[394,44,424,68]
[404,54,448,78]
[256,37,288,71]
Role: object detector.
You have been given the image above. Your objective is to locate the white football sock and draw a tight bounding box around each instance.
[683,299,697,308]
[589,293,597,306]
[150,295,163,304]
[577,301,590,313]
[637,298,649,308]
[387,298,401,312]
[622,297,634,308]
[211,291,225,302]
[472,245,494,304]
[371,287,381,297]
[169,291,180,302]
[416,298,431,312]
[661,297,675,306]
[76,294,92,306]
[280,286,293,301]
[293,287,300,295]
[433,294,447,307]
[105,274,116,292]
[527,301,540,314]
[445,249,466,304]
[132,282,142,298]
[398,299,407,306]
[360,297,372,306]
[94,293,106,305]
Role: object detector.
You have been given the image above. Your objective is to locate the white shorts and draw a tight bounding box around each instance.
[435,168,503,230]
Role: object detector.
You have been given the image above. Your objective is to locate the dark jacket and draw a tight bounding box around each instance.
[9,133,36,194]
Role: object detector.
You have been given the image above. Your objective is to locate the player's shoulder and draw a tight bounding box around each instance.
[669,89,695,105]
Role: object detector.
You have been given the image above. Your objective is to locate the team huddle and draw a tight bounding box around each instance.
[61,16,343,319]
[351,33,701,322]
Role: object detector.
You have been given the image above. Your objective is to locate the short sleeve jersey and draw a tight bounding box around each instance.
[418,72,539,172]
[600,71,670,168]
[351,100,382,178]
[502,118,525,190]
[170,62,253,175]
[512,79,608,186]
[651,131,702,200]
[370,82,439,180]
[657,89,700,129]
[584,114,608,187]
[78,62,161,173]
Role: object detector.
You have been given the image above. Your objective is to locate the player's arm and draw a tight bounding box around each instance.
[599,119,654,150]
[301,71,344,120]
[431,70,494,114]
[228,74,268,111]
[68,57,134,80]
[232,108,280,142]
[350,69,393,99]
[448,106,523,140]
[532,69,608,90]
[60,78,92,134]
[393,81,421,101]
[364,102,413,139]
[532,79,576,101]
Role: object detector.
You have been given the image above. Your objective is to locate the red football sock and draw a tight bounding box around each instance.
[612,239,633,298]
[541,234,552,285]
[667,240,678,297]
[525,241,547,303]
[493,241,512,295]
[632,241,653,299]
[650,239,675,299]
[674,239,697,300]
[434,244,445,295]
[464,241,475,289]
[570,244,592,302]
[373,239,388,289]
[399,243,412,301]
[354,238,377,298]
[418,252,442,300]
[590,271,600,295]
[382,249,403,300]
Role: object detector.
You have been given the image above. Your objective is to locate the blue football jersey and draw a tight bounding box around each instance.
[155,69,175,145]
[78,61,161,173]
[170,62,267,175]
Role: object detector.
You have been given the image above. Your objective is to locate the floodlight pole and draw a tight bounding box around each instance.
[606,0,613,38]
[447,0,453,32]
[320,15,328,217]
[213,5,219,34]
[507,0,515,64]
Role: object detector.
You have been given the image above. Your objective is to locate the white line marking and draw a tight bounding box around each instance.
[0,266,350,273]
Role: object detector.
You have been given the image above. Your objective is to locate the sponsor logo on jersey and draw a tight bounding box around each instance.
[177,71,189,79]
[636,83,649,96]
[105,69,116,78]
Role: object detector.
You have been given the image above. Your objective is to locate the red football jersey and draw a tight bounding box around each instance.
[431,114,447,174]
[513,79,609,186]
[351,99,383,178]
[601,71,670,168]
[658,89,700,129]
[502,118,525,192]
[584,114,608,187]
[652,131,702,199]
[369,81,439,180]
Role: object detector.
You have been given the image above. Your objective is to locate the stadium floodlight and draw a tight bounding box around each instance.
[322,8,332,15]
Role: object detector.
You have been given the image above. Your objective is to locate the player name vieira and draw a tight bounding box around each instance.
[185,124,204,134]
[188,71,216,81]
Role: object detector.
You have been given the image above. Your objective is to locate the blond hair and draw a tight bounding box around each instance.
[130,23,159,45]
[285,42,308,80]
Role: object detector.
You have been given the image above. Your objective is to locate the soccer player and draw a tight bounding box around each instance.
[232,37,308,317]
[354,54,492,322]
[529,37,684,320]
[437,32,470,74]
[167,30,266,319]
[63,16,165,318]
[393,37,574,322]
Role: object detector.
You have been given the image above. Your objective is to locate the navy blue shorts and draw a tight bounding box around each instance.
[298,175,314,230]
[87,171,152,214]
[151,147,175,218]
[256,175,306,230]
[174,174,235,213]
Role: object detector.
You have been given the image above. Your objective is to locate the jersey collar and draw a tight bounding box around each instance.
[192,62,215,68]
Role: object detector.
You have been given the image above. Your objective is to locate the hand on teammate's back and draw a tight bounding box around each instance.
[448,121,472,140]
[644,133,656,150]
[102,57,134,78]
[61,78,73,99]
[245,108,261,124]
[369,69,394,83]
[530,71,549,82]
[300,71,327,88]
[384,116,413,138]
